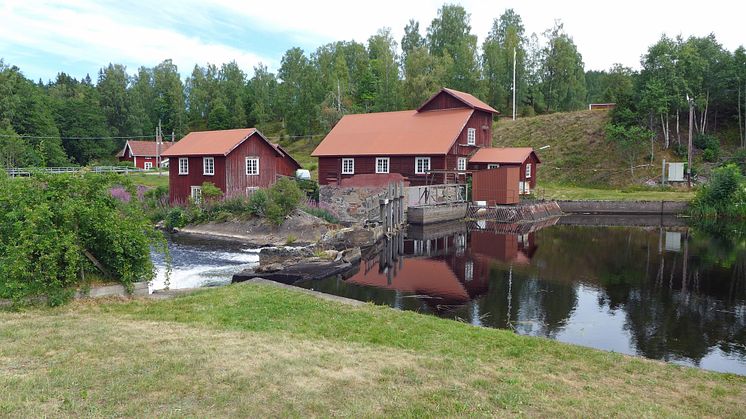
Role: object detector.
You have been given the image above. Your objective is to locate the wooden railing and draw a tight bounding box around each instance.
[5,166,147,177]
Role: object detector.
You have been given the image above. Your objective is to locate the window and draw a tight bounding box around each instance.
[487,163,500,169]
[525,163,532,178]
[203,157,214,176]
[341,158,354,174]
[467,128,476,145]
[178,158,189,175]
[246,187,259,196]
[375,157,389,174]
[465,261,474,282]
[415,157,430,175]
[246,157,259,176]
[457,157,467,172]
[143,162,152,170]
[190,186,202,204]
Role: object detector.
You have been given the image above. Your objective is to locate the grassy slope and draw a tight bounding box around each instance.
[2,283,744,417]
[494,110,671,187]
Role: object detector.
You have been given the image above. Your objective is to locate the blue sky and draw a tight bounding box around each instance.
[1,0,743,82]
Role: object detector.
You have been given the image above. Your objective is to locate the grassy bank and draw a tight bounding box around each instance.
[538,182,695,201]
[1,283,743,417]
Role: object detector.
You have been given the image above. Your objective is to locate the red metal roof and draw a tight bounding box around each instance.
[162,128,284,157]
[117,140,173,157]
[418,87,499,114]
[311,108,473,157]
[469,147,540,164]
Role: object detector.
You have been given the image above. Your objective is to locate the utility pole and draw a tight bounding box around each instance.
[512,47,517,121]
[156,120,162,176]
[337,79,341,113]
[687,95,694,188]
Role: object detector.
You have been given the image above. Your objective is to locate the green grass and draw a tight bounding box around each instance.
[125,172,169,188]
[1,283,744,417]
[537,182,695,201]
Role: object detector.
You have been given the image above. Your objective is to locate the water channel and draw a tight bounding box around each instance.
[154,216,746,375]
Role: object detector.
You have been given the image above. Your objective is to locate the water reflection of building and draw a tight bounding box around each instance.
[344,219,557,311]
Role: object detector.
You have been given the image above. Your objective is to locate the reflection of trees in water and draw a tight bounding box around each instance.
[532,224,746,364]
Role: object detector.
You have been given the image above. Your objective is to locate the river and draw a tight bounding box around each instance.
[153,217,746,375]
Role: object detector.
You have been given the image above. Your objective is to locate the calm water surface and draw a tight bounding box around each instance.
[155,218,746,375]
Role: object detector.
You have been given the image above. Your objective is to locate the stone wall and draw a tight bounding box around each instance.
[320,185,405,225]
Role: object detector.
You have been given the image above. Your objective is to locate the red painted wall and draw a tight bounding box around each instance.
[468,154,540,190]
[419,92,469,112]
[168,133,296,204]
[119,152,156,169]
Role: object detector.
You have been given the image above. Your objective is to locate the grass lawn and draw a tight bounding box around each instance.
[125,172,169,188]
[538,182,695,201]
[1,283,744,417]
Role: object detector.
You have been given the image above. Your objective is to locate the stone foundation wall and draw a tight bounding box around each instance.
[320,185,406,224]
[557,200,688,215]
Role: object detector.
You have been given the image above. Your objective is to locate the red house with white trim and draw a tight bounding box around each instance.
[161,128,301,205]
[312,88,499,186]
[117,140,173,169]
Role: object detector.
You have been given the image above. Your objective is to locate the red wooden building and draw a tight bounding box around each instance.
[161,128,301,205]
[117,140,173,169]
[468,147,540,194]
[312,88,499,186]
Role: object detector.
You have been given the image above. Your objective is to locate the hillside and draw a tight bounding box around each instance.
[493,110,667,187]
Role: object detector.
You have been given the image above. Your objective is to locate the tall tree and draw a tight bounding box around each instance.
[540,22,587,112]
[152,59,186,136]
[185,63,219,131]
[482,9,527,114]
[368,27,401,112]
[401,19,425,62]
[426,4,482,95]
[218,61,248,128]
[97,64,132,137]
[245,63,278,129]
[278,48,321,135]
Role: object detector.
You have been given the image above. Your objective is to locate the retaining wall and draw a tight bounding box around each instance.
[557,200,688,215]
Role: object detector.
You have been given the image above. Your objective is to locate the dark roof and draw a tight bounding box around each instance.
[417,87,499,114]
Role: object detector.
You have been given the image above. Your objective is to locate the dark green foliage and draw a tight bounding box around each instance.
[694,133,720,162]
[200,181,223,204]
[165,207,187,230]
[303,206,340,224]
[267,177,304,224]
[247,189,269,216]
[0,173,165,305]
[605,123,653,174]
[690,164,746,218]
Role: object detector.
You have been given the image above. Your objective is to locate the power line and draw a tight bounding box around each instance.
[0,133,326,141]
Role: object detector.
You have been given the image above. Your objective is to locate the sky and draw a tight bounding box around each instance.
[0,0,743,82]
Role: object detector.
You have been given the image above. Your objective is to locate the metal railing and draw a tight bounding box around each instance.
[5,166,147,177]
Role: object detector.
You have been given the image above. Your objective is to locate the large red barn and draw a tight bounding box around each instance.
[312,88,499,186]
[161,128,301,205]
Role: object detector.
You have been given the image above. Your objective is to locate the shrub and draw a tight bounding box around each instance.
[247,189,269,216]
[264,200,285,225]
[268,177,304,217]
[694,133,720,162]
[303,206,340,224]
[200,182,223,205]
[165,207,187,230]
[0,173,166,305]
[690,164,746,218]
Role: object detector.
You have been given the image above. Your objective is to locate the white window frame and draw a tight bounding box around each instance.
[203,157,215,176]
[178,158,189,175]
[341,158,355,175]
[245,157,259,176]
[143,161,153,170]
[190,186,202,204]
[457,157,467,172]
[375,157,389,174]
[487,163,500,169]
[415,157,431,175]
[467,128,476,145]
[246,187,259,196]
[525,163,532,178]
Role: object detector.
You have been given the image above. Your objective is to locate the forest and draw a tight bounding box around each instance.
[0,3,745,168]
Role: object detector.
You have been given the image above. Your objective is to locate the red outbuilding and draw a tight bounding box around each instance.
[161,128,301,205]
[312,88,499,186]
[117,140,173,169]
[468,147,540,194]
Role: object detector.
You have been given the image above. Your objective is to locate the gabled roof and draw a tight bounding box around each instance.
[311,108,473,157]
[161,128,282,157]
[417,87,499,114]
[117,140,173,157]
[469,147,540,164]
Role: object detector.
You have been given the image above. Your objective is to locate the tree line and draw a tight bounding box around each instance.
[1,3,744,168]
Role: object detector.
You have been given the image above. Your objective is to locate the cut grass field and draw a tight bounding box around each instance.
[1,283,744,417]
[125,171,169,188]
[538,182,695,201]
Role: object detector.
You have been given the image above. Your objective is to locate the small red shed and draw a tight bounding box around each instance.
[161,128,301,205]
[468,147,540,194]
[117,140,173,169]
